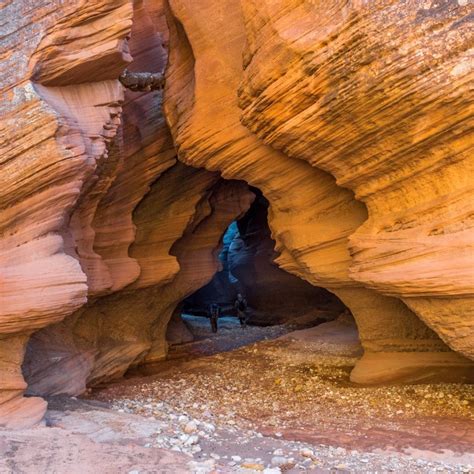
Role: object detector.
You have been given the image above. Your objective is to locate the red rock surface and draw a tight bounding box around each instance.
[1,0,473,428]
[237,0,474,359]
[162,0,473,384]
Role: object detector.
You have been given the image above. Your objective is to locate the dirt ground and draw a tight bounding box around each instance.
[1,315,472,473]
[90,315,474,473]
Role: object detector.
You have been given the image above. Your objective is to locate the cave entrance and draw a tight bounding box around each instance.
[165,187,347,354]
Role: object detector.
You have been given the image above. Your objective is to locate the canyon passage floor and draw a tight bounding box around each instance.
[1,316,473,473]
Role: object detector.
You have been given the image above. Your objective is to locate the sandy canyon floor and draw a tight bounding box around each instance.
[1,316,473,473]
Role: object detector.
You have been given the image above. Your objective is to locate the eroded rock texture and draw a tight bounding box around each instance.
[163,0,473,383]
[1,0,136,428]
[185,190,343,325]
[24,165,253,393]
[237,0,474,358]
[1,0,473,428]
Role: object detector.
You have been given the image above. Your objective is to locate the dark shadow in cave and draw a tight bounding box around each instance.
[166,187,348,352]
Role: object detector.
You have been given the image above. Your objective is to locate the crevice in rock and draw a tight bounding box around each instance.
[181,186,345,330]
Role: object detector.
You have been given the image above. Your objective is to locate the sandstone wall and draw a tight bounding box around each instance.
[237,0,474,359]
[1,0,136,429]
[1,0,473,428]
[163,0,473,384]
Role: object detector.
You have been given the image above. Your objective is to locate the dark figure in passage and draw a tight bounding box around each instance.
[234,293,249,327]
[209,303,221,333]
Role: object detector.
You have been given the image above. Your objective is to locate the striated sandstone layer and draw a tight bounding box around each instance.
[0,0,136,427]
[163,0,473,383]
[237,0,474,358]
[24,165,253,393]
[2,0,473,429]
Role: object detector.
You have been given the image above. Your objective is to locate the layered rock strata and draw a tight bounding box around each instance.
[237,0,474,358]
[1,0,135,428]
[1,0,473,428]
[24,166,253,392]
[163,0,474,383]
[20,0,253,400]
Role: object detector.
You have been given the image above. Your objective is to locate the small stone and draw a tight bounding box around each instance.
[184,435,199,446]
[241,462,264,471]
[263,469,281,474]
[300,448,314,458]
[231,455,242,462]
[273,449,284,456]
[184,421,198,433]
[271,456,289,467]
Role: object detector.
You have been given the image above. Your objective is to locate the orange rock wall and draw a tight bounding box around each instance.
[1,0,473,428]
[163,0,473,383]
[237,0,474,358]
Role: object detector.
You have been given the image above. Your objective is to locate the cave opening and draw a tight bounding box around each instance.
[165,186,348,353]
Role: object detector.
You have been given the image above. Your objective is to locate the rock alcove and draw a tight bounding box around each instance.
[1,0,473,435]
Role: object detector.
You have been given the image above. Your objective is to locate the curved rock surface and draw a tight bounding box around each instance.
[1,0,473,428]
[237,0,474,357]
[163,0,473,383]
[185,191,344,325]
[1,0,135,428]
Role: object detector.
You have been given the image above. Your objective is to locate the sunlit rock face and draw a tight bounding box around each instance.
[163,0,473,383]
[0,0,136,429]
[237,0,474,358]
[19,0,253,402]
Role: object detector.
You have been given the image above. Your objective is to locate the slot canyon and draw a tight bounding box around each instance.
[0,0,473,472]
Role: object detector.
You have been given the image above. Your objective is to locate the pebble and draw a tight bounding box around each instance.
[184,421,198,433]
[241,462,264,471]
[271,456,289,467]
[100,320,473,474]
[184,435,199,446]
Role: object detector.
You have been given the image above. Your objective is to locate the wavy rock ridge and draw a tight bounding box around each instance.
[0,0,473,428]
[163,0,473,383]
